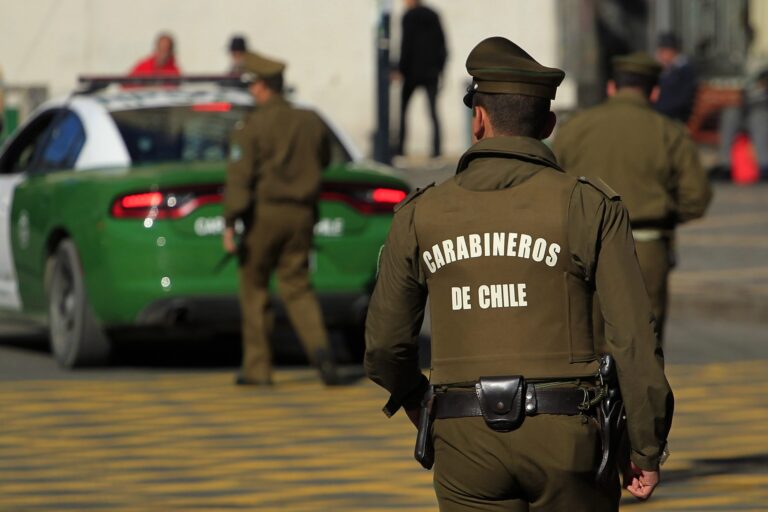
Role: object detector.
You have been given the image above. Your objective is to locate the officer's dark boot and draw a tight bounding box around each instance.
[313,348,342,386]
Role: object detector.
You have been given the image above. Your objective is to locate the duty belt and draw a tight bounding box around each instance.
[434,384,601,419]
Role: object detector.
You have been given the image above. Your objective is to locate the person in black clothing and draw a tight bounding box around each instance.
[395,0,447,158]
[654,32,698,123]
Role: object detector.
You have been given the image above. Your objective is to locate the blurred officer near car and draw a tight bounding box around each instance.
[366,37,673,511]
[554,52,711,344]
[129,32,181,77]
[223,51,340,386]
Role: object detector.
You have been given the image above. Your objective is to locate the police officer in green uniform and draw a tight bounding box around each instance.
[223,51,339,386]
[365,38,673,511]
[554,53,711,343]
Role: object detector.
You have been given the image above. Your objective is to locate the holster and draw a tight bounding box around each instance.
[475,376,526,432]
[595,354,629,484]
[414,386,435,470]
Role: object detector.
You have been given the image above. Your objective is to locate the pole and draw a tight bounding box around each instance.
[373,0,392,164]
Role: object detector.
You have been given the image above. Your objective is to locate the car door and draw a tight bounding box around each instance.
[10,109,87,314]
[0,109,59,311]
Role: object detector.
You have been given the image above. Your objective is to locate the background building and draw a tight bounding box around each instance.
[1,0,763,156]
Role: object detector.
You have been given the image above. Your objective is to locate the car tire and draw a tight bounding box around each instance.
[47,239,111,367]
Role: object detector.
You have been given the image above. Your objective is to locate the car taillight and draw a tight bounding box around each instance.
[111,185,223,219]
[320,182,409,214]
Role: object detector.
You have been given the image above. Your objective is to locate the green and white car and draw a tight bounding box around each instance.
[0,78,408,367]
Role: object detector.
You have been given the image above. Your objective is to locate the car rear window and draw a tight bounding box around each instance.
[110,105,353,166]
[110,105,250,165]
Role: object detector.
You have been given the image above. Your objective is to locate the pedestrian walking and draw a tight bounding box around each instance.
[654,32,698,123]
[554,52,712,343]
[394,0,447,158]
[366,37,673,511]
[223,51,340,386]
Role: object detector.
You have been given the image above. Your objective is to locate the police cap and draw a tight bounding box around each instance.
[464,37,565,107]
[241,51,286,82]
[612,52,662,79]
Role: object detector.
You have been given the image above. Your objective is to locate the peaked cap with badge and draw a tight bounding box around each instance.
[463,36,565,107]
[241,51,286,82]
[612,52,662,79]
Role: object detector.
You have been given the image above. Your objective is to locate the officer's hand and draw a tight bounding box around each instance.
[405,408,420,429]
[623,462,660,500]
[222,227,237,254]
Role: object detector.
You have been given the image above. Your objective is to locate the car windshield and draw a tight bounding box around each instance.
[110,105,353,166]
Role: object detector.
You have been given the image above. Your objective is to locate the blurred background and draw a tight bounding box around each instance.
[1,0,764,159]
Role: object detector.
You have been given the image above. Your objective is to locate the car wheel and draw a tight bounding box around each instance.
[47,239,110,367]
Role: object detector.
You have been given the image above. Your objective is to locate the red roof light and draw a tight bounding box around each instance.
[192,102,232,112]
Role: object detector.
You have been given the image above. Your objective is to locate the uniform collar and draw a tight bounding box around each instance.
[608,89,650,107]
[456,136,562,174]
[258,94,288,109]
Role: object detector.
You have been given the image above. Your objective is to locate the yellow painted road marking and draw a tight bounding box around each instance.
[1,361,767,510]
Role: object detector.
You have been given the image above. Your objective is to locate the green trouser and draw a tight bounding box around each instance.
[238,202,329,381]
[433,416,620,511]
[634,238,671,343]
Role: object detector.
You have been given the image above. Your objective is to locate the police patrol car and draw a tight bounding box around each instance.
[0,76,408,367]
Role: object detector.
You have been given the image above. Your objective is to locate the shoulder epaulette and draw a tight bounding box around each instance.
[394,182,435,212]
[577,176,620,200]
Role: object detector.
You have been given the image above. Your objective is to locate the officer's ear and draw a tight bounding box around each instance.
[606,80,617,97]
[472,106,489,142]
[540,111,556,140]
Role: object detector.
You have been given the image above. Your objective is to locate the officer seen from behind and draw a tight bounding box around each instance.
[554,53,711,344]
[365,37,673,511]
[223,52,340,386]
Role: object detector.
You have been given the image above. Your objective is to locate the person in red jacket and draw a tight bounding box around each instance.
[129,33,180,76]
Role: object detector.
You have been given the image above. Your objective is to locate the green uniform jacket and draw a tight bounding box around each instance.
[365,136,673,471]
[553,89,711,227]
[224,96,331,227]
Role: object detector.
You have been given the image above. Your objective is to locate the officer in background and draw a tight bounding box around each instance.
[365,37,673,511]
[554,53,711,343]
[223,52,340,386]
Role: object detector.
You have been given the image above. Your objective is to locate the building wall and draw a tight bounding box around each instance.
[0,0,569,157]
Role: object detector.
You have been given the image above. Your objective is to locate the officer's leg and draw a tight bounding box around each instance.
[274,206,331,364]
[433,417,529,512]
[634,239,671,343]
[425,77,441,157]
[518,416,619,512]
[238,214,281,382]
[398,79,417,155]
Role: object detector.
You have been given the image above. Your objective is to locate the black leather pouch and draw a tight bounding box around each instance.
[475,376,526,432]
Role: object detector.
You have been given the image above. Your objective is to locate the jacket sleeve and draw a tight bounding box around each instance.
[364,202,429,417]
[223,123,258,228]
[670,126,712,223]
[573,188,674,471]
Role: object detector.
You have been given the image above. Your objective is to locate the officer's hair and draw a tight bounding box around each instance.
[261,74,284,94]
[473,93,551,138]
[613,71,658,97]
